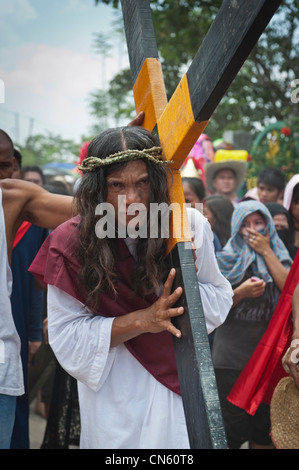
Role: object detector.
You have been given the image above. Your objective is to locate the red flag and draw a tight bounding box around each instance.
[227,250,299,415]
[13,221,32,249]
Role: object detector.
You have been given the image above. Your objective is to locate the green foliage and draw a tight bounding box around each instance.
[247,121,299,189]
[108,69,136,121]
[151,0,222,100]
[88,70,136,134]
[18,133,81,166]
[88,89,110,133]
[93,0,299,140]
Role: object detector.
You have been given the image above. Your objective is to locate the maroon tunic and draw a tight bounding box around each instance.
[29,215,181,395]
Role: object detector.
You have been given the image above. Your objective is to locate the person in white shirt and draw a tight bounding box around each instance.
[0,178,73,449]
[30,126,233,449]
[0,114,145,449]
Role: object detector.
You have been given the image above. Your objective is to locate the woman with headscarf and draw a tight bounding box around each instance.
[212,200,292,449]
[283,174,299,259]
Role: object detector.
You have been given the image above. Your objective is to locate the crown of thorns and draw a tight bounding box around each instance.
[78,147,173,173]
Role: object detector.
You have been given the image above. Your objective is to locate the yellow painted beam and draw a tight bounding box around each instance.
[133,58,168,132]
[166,169,192,254]
[133,63,208,248]
[158,74,209,169]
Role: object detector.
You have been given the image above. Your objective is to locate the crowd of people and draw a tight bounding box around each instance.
[0,120,299,450]
[182,141,299,449]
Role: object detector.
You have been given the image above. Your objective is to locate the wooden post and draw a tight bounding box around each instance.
[120,0,283,449]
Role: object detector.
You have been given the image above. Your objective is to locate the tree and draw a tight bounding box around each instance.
[247,121,299,187]
[88,21,135,131]
[18,133,81,167]
[93,0,299,140]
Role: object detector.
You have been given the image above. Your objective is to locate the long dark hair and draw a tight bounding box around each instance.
[205,194,234,247]
[182,177,206,201]
[288,182,299,246]
[75,126,170,308]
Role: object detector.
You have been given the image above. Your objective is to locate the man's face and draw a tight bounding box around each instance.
[213,169,236,196]
[0,143,16,179]
[257,183,281,204]
[105,160,150,231]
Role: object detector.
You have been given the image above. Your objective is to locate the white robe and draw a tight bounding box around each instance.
[47,208,233,449]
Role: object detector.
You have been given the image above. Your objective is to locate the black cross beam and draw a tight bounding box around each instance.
[120,0,282,449]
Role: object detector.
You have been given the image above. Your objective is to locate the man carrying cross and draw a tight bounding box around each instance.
[29,0,283,449]
[29,125,233,449]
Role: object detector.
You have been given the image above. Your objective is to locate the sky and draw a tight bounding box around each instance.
[0,0,129,145]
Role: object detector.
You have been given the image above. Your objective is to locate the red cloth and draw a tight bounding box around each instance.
[29,215,181,395]
[13,221,32,249]
[227,250,299,415]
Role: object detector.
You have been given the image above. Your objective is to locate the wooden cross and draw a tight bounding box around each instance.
[120,0,282,449]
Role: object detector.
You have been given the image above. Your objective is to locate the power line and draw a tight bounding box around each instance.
[0,106,75,144]
[0,107,63,135]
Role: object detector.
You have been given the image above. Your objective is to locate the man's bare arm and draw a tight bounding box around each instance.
[1,179,74,261]
[23,185,74,229]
